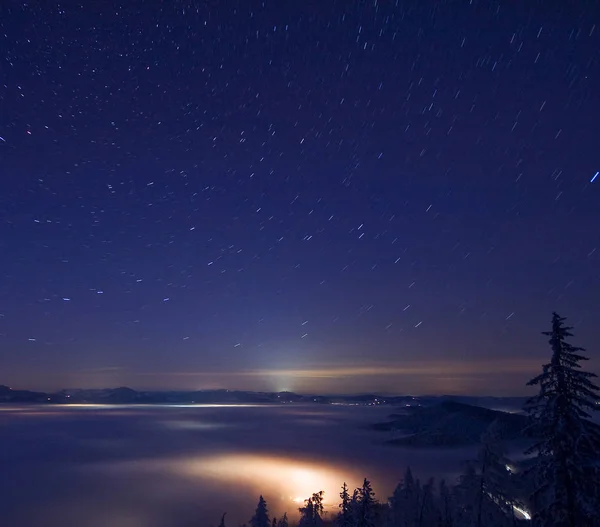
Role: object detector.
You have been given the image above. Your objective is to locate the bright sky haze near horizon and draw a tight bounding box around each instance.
[1,1,599,395]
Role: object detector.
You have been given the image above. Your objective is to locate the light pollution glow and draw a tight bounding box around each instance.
[40,357,549,395]
[92,453,368,517]
[135,357,545,378]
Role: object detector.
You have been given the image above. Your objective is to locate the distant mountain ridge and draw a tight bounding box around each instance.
[48,388,310,405]
[0,384,528,410]
[0,385,48,403]
[0,385,331,405]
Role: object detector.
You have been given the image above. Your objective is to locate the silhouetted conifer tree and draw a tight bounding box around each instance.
[387,480,403,527]
[250,496,270,527]
[388,467,421,527]
[338,482,353,527]
[218,513,227,527]
[524,312,600,526]
[454,462,482,527]
[298,491,325,527]
[417,478,439,527]
[354,478,377,527]
[276,512,288,527]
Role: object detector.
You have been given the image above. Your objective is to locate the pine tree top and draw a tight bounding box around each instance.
[523,312,600,526]
[526,311,600,418]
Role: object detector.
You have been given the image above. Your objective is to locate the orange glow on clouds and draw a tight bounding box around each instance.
[87,453,368,518]
[181,454,349,508]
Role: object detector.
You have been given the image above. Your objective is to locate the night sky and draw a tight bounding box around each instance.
[1,1,599,396]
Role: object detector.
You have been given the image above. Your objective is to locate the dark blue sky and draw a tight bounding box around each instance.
[1,0,599,395]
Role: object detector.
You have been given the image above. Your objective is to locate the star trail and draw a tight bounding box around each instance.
[0,0,598,395]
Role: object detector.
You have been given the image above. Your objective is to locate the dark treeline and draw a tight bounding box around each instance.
[216,313,600,527]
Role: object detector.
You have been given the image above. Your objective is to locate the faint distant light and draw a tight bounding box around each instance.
[97,290,104,294]
[591,171,599,183]
[62,297,71,301]
[163,298,170,302]
[28,338,36,342]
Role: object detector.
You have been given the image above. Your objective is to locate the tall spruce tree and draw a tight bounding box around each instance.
[354,478,377,527]
[388,467,419,527]
[387,480,404,527]
[524,312,600,526]
[417,478,439,527]
[250,496,270,527]
[338,482,353,527]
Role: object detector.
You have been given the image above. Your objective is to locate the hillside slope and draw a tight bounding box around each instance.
[373,400,528,447]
